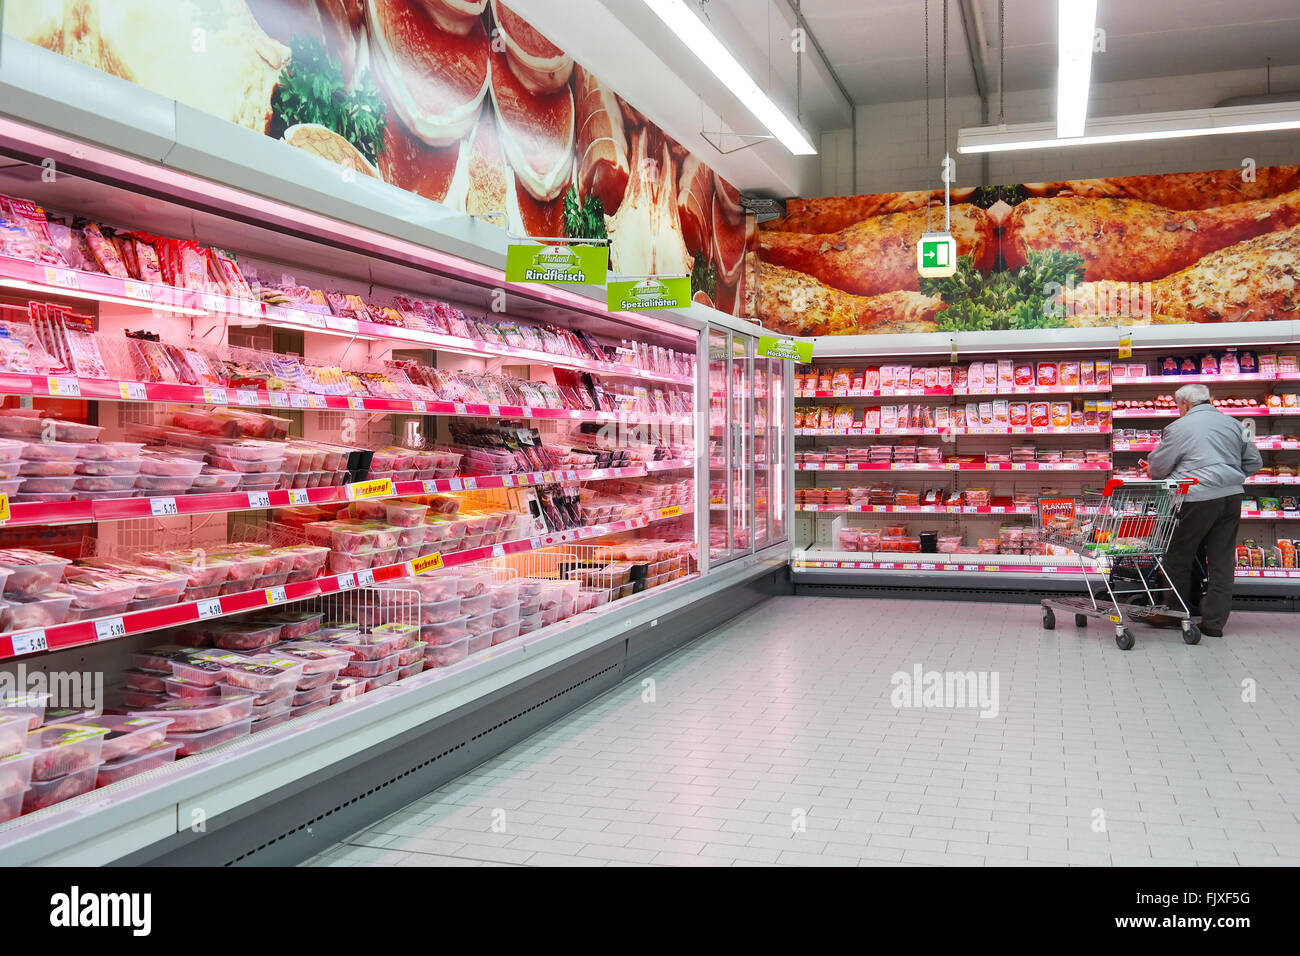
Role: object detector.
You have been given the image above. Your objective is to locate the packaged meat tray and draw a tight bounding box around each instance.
[385,501,428,527]
[518,611,543,634]
[339,651,402,678]
[22,763,100,812]
[167,716,253,756]
[74,473,139,491]
[138,453,205,477]
[60,574,138,611]
[1,590,74,631]
[17,439,92,460]
[275,544,330,575]
[65,600,131,622]
[162,676,221,699]
[0,438,24,462]
[0,751,35,797]
[131,644,199,672]
[208,623,283,651]
[465,610,494,638]
[247,692,294,716]
[82,715,174,762]
[78,441,145,461]
[369,621,419,643]
[332,635,401,661]
[487,580,521,608]
[491,603,521,628]
[0,691,49,730]
[0,713,26,758]
[422,614,469,645]
[129,692,255,732]
[219,657,305,692]
[18,459,78,476]
[366,669,400,689]
[139,550,231,587]
[189,468,243,492]
[292,684,331,707]
[0,550,71,597]
[96,741,180,787]
[467,631,491,653]
[491,621,521,645]
[398,659,425,678]
[211,440,286,462]
[421,595,462,624]
[260,610,322,639]
[19,474,81,494]
[460,592,493,617]
[278,643,352,675]
[76,458,143,476]
[0,414,101,441]
[377,574,457,603]
[329,677,367,703]
[167,654,234,687]
[26,722,111,780]
[293,668,340,691]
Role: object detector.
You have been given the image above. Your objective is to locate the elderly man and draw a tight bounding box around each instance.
[1143,383,1263,636]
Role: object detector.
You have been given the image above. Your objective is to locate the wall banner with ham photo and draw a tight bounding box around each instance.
[4,0,755,316]
[751,165,1300,337]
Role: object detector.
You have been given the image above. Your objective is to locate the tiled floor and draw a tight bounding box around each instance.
[304,596,1300,867]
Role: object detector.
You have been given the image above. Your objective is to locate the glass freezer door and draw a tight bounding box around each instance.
[753,357,771,549]
[730,334,753,556]
[769,357,789,546]
[708,329,733,564]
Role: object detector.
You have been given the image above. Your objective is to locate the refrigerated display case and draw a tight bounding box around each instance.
[0,115,789,862]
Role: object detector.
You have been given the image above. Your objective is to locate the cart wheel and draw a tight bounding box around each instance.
[1115,629,1135,651]
[1042,608,1055,630]
[1074,614,1088,628]
[1182,623,1201,645]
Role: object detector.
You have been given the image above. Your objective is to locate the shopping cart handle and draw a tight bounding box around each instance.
[1102,478,1125,497]
[1176,478,1198,494]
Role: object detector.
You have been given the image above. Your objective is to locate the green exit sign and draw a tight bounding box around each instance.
[917,232,957,278]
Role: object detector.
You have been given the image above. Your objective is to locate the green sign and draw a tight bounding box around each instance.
[917,232,958,278]
[506,243,608,285]
[607,276,692,312]
[757,336,813,363]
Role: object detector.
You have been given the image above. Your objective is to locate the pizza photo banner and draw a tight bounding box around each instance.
[751,165,1300,336]
[5,0,755,315]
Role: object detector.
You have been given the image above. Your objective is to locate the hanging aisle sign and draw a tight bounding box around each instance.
[607,276,692,312]
[757,336,814,363]
[505,243,608,285]
[917,232,958,278]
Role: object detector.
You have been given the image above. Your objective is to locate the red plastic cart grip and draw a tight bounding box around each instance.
[1176,478,1198,495]
[1102,478,1125,497]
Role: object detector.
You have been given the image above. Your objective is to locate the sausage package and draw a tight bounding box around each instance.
[1030,402,1050,428]
[1037,362,1059,387]
[1009,402,1029,426]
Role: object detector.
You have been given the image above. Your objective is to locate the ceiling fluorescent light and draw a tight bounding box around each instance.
[1057,0,1097,137]
[641,0,817,155]
[957,101,1300,153]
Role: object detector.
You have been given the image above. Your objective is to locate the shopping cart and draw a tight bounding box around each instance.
[1036,477,1201,650]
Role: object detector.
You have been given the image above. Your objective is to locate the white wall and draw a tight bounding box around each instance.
[818,64,1300,196]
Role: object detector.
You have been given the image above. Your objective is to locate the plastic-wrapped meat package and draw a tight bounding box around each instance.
[59,574,138,614]
[26,723,110,780]
[22,764,101,812]
[167,717,253,756]
[97,740,180,786]
[330,677,367,703]
[0,550,72,599]
[219,657,305,692]
[83,715,173,763]
[131,693,255,732]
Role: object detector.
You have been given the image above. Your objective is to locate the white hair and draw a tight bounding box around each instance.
[1175,383,1212,406]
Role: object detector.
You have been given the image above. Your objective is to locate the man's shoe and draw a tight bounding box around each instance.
[1200,625,1224,637]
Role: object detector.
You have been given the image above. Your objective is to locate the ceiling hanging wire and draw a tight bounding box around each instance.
[943,0,950,231]
[924,0,932,233]
[998,0,1005,125]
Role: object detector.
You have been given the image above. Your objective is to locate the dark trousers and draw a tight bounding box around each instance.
[1163,494,1242,630]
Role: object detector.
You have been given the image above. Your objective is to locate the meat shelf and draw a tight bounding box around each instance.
[0,504,690,661]
[794,555,1300,579]
[1114,440,1300,451]
[1115,372,1283,385]
[795,425,1112,436]
[798,504,1294,520]
[0,466,671,529]
[0,256,692,386]
[795,463,1113,472]
[1112,408,1283,418]
[796,385,1110,398]
[0,371,689,426]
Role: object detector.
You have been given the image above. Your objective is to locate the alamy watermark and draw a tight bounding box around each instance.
[0,665,103,714]
[890,664,1000,718]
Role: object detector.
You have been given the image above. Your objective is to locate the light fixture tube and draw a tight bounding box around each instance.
[642,0,817,155]
[1057,0,1098,137]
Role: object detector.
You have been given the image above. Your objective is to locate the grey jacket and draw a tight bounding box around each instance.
[1147,402,1263,501]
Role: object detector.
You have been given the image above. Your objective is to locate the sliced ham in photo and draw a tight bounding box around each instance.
[575,65,630,215]
[378,111,465,204]
[418,0,488,35]
[489,45,574,205]
[464,105,510,218]
[491,0,574,95]
[366,0,490,147]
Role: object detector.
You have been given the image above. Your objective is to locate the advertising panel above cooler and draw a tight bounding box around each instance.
[751,166,1300,337]
[3,0,755,315]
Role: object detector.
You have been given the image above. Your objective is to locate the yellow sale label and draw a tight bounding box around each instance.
[0,493,9,523]
[346,478,394,500]
[661,505,682,518]
[410,552,444,575]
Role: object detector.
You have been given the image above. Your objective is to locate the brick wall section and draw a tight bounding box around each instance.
[818,64,1300,196]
